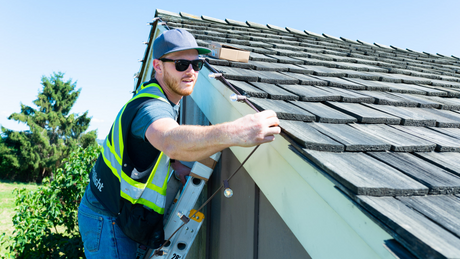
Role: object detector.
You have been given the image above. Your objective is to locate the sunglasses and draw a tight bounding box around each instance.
[160,58,205,72]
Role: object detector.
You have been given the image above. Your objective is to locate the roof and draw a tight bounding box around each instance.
[151,10,460,259]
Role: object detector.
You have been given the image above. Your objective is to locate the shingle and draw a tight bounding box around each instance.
[389,93,441,108]
[326,102,401,124]
[344,78,391,91]
[357,196,460,259]
[252,70,300,84]
[421,96,460,110]
[397,195,460,238]
[249,82,299,100]
[279,72,328,86]
[312,76,366,90]
[362,104,437,127]
[422,109,460,127]
[318,87,374,103]
[369,152,460,194]
[264,54,305,65]
[350,124,436,152]
[415,152,460,176]
[248,97,315,121]
[391,125,460,152]
[280,120,344,152]
[227,80,268,98]
[277,84,341,102]
[288,101,357,123]
[211,65,259,81]
[248,61,289,72]
[303,151,428,196]
[249,52,278,62]
[342,70,382,80]
[299,65,346,77]
[358,91,419,107]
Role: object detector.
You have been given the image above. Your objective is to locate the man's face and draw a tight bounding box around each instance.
[161,49,200,97]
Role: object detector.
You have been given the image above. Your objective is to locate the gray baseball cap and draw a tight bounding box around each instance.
[153,28,211,59]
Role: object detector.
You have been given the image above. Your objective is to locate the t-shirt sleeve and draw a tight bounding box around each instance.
[131,99,176,141]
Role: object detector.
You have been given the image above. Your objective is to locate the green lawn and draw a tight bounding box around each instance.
[0,180,39,255]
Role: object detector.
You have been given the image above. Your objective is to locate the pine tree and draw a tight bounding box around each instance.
[0,72,97,181]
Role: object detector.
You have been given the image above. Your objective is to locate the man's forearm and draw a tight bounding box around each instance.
[146,110,280,162]
[158,123,233,161]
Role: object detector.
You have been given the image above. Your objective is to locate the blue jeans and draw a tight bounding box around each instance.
[78,201,137,258]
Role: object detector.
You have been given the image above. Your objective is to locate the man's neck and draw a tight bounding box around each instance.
[155,77,182,105]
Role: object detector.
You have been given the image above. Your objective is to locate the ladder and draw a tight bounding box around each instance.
[141,152,221,259]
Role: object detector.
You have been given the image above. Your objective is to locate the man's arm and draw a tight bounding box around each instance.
[145,110,280,161]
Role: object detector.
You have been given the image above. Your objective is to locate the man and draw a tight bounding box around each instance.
[78,28,280,258]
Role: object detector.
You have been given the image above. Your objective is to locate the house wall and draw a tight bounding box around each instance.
[181,96,311,259]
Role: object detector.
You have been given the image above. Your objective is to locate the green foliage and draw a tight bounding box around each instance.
[0,72,97,182]
[0,145,100,258]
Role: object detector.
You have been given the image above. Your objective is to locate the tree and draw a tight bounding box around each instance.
[0,72,97,182]
[0,145,100,258]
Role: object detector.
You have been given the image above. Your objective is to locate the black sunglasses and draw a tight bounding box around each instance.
[159,58,204,72]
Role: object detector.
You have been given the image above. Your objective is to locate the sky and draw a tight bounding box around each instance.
[1,0,459,139]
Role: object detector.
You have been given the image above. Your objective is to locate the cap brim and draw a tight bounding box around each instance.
[162,47,211,57]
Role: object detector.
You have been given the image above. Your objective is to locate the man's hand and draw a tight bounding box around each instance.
[228,110,281,147]
[171,160,191,185]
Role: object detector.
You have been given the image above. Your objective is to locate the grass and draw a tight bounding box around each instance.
[0,180,39,255]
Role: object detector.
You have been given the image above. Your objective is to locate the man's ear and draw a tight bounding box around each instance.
[153,59,163,75]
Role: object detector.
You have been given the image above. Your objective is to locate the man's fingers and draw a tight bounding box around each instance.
[266,126,281,135]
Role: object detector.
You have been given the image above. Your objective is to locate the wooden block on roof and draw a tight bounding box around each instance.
[280,120,344,152]
[288,101,357,123]
[351,124,436,152]
[309,123,391,152]
[326,102,401,124]
[248,97,315,121]
[391,125,460,152]
[356,196,460,259]
[304,151,428,196]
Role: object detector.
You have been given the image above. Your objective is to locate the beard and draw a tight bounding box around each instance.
[164,68,195,96]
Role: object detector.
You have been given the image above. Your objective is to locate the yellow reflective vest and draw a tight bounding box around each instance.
[90,80,172,216]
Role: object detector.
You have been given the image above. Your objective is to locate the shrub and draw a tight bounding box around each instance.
[0,145,100,258]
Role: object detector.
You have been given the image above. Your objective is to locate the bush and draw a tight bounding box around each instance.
[0,145,100,258]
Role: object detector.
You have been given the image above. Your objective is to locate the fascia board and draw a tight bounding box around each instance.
[191,68,395,259]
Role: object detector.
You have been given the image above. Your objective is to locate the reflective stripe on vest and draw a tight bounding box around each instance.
[101,82,171,214]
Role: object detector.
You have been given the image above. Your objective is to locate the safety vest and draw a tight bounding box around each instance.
[90,80,172,216]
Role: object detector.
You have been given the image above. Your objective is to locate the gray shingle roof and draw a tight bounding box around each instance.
[155,12,460,258]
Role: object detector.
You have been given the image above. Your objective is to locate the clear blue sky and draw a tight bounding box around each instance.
[1,0,459,139]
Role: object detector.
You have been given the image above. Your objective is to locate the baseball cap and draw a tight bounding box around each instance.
[153,28,211,59]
